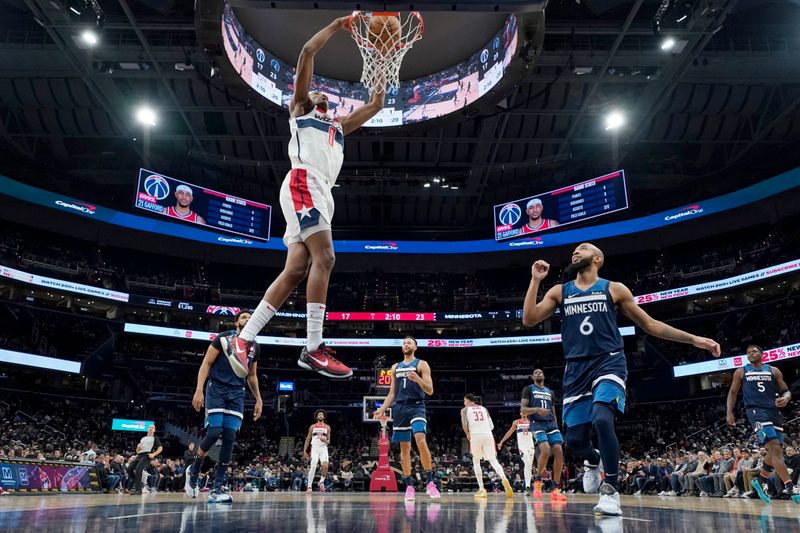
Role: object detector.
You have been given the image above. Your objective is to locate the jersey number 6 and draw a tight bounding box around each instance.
[580,316,594,335]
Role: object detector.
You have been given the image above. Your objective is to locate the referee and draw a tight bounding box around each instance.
[129,424,163,495]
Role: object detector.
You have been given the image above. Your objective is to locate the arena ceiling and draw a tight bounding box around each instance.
[0,0,799,239]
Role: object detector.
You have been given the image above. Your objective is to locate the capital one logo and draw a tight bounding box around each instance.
[55,200,97,214]
[509,237,543,247]
[364,242,398,251]
[664,204,704,221]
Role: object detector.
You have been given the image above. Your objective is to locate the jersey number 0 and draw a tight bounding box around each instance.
[327,126,336,147]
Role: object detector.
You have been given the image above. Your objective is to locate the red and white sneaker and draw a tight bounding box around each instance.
[298,343,353,379]
[319,484,326,493]
[219,335,253,378]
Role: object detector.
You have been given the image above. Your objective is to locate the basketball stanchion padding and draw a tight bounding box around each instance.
[369,416,398,492]
[347,11,424,94]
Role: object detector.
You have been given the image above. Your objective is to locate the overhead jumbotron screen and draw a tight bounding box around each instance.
[494,170,629,241]
[221,2,518,127]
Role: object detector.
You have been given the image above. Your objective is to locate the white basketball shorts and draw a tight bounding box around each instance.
[470,433,497,461]
[280,168,334,247]
[310,446,329,464]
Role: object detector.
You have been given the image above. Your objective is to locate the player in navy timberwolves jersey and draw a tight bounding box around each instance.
[187,311,262,503]
[522,243,720,515]
[373,336,440,500]
[520,369,565,500]
[726,345,798,503]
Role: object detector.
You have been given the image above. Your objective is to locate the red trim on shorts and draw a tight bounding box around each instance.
[297,169,314,210]
[290,169,310,211]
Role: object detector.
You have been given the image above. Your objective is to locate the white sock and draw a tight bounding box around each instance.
[306,303,326,351]
[240,300,276,341]
[523,454,533,489]
[473,462,484,490]
[489,458,507,481]
[307,457,318,489]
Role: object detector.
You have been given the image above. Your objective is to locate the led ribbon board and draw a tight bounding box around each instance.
[1,166,798,253]
[673,342,800,378]
[123,322,636,348]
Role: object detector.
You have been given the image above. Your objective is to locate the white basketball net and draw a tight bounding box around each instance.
[348,11,424,94]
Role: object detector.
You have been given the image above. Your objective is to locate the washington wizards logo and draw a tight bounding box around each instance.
[498,203,522,226]
[144,175,170,200]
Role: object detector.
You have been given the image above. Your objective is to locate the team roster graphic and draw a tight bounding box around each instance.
[135,169,271,242]
[494,170,629,241]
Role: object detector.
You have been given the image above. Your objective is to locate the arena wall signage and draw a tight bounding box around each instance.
[3,258,799,321]
[0,264,130,302]
[0,460,99,492]
[111,419,155,432]
[1,166,798,253]
[0,348,82,374]
[673,342,800,378]
[123,322,635,348]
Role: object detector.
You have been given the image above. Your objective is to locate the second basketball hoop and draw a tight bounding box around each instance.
[348,11,424,94]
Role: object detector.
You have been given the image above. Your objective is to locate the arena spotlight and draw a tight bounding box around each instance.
[135,105,157,127]
[604,110,625,131]
[660,37,676,51]
[81,29,99,46]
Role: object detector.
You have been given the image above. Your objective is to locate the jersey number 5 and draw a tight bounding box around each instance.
[757,382,765,393]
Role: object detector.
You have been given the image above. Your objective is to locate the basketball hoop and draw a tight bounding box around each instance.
[347,11,424,94]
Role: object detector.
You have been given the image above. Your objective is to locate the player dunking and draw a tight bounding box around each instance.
[373,336,440,500]
[220,15,385,380]
[522,243,720,516]
[186,311,262,503]
[498,413,535,495]
[520,369,566,501]
[726,345,800,503]
[303,409,331,493]
[461,394,514,498]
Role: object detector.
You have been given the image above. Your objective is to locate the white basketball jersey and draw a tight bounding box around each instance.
[288,106,344,183]
[515,418,534,449]
[311,423,328,448]
[466,405,494,435]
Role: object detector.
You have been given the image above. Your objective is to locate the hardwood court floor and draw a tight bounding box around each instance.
[1,491,798,532]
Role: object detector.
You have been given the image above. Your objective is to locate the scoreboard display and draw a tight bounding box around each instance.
[494,170,629,241]
[327,312,435,321]
[135,169,272,242]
